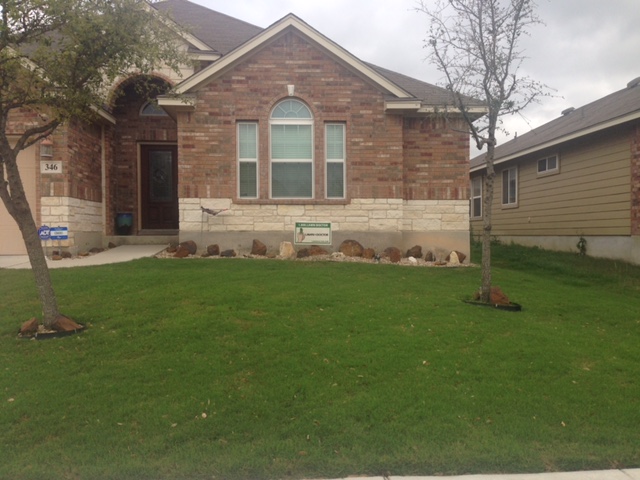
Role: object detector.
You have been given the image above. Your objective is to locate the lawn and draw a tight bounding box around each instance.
[1,243,639,480]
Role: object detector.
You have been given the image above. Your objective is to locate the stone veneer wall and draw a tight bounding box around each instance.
[40,197,102,251]
[179,198,469,260]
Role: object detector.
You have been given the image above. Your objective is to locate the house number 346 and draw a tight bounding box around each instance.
[40,161,63,174]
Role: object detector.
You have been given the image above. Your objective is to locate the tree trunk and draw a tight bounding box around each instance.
[480,143,496,303]
[1,151,60,327]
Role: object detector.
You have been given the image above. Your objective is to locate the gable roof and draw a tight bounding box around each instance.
[154,1,481,115]
[153,0,263,55]
[470,78,640,171]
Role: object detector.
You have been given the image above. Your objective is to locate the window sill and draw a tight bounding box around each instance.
[235,198,349,206]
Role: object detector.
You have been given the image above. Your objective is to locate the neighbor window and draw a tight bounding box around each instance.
[502,166,518,206]
[238,122,258,198]
[471,176,482,218]
[270,99,313,198]
[537,154,559,175]
[326,123,345,198]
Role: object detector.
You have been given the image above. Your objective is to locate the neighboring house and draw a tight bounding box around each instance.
[470,78,640,265]
[1,0,483,260]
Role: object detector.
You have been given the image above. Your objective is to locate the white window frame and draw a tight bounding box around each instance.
[140,100,169,117]
[502,166,518,207]
[471,176,482,218]
[237,122,258,199]
[269,100,314,199]
[537,154,559,176]
[325,123,346,199]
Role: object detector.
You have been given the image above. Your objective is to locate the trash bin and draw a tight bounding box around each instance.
[116,213,133,235]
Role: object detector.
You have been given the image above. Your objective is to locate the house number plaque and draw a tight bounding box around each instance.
[40,161,63,174]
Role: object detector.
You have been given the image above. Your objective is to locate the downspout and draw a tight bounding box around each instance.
[101,125,107,240]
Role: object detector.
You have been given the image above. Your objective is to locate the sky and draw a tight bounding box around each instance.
[191,0,640,156]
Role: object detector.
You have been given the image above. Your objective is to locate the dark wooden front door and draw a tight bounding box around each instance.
[141,145,178,230]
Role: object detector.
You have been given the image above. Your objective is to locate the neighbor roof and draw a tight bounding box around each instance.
[470,78,640,171]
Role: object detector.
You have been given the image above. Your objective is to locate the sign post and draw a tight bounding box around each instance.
[38,225,51,258]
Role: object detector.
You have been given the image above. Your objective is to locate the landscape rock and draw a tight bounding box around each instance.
[51,254,63,261]
[446,250,467,264]
[61,251,73,259]
[383,247,402,263]
[407,256,418,265]
[207,244,220,256]
[339,239,364,257]
[406,245,422,259]
[89,247,104,254]
[108,242,117,249]
[474,286,511,306]
[297,245,329,258]
[51,315,83,332]
[425,251,435,262]
[279,241,296,259]
[179,240,197,255]
[448,251,460,266]
[166,243,178,253]
[173,246,190,258]
[251,239,267,256]
[220,249,237,258]
[19,317,39,335]
[363,248,376,260]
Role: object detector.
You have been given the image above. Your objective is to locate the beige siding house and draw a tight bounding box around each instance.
[470,78,640,265]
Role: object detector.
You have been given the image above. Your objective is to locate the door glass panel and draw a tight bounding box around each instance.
[149,151,173,202]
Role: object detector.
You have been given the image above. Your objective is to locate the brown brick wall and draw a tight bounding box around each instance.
[631,123,640,235]
[177,31,466,203]
[403,116,470,201]
[111,79,177,229]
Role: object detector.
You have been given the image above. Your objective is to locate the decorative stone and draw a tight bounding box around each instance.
[179,240,197,255]
[383,247,402,263]
[407,256,418,265]
[363,248,376,260]
[446,250,466,264]
[61,251,72,259]
[339,239,364,257]
[173,246,190,258]
[51,255,63,261]
[448,251,460,266]
[279,241,296,260]
[89,247,104,254]
[425,251,435,262]
[297,245,329,258]
[108,242,117,249]
[474,286,511,306]
[51,315,83,332]
[220,249,236,258]
[251,239,267,256]
[19,317,39,335]
[207,244,220,256]
[406,245,422,259]
[166,243,178,253]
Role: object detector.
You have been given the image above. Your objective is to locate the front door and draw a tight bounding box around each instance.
[141,145,178,230]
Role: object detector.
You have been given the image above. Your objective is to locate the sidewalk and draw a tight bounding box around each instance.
[353,470,640,480]
[0,244,166,269]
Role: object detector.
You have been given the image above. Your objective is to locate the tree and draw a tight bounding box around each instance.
[418,0,550,303]
[0,0,186,328]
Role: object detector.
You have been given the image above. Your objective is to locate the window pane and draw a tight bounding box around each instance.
[239,161,257,198]
[327,162,344,198]
[271,125,312,159]
[272,100,312,119]
[272,162,312,198]
[537,159,546,173]
[238,123,257,159]
[473,197,482,217]
[548,156,557,170]
[326,124,344,160]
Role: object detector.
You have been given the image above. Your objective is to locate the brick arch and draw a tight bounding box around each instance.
[106,73,174,112]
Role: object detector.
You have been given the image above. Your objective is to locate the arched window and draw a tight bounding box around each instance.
[140,100,168,117]
[270,99,313,198]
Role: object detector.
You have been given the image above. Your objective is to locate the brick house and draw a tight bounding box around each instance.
[1,1,482,259]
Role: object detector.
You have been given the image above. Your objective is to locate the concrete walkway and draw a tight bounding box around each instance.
[336,470,640,480]
[0,244,166,269]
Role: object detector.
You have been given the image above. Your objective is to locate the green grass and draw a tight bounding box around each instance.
[1,243,639,479]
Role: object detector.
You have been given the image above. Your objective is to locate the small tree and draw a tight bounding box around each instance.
[418,0,550,303]
[0,0,186,328]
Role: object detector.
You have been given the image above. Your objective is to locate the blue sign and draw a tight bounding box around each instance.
[38,225,51,241]
[50,226,69,241]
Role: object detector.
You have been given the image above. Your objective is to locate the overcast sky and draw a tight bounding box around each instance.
[193,0,639,156]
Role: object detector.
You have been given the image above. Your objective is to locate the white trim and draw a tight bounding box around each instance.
[172,15,412,99]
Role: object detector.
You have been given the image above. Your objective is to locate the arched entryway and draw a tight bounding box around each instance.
[110,75,178,234]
